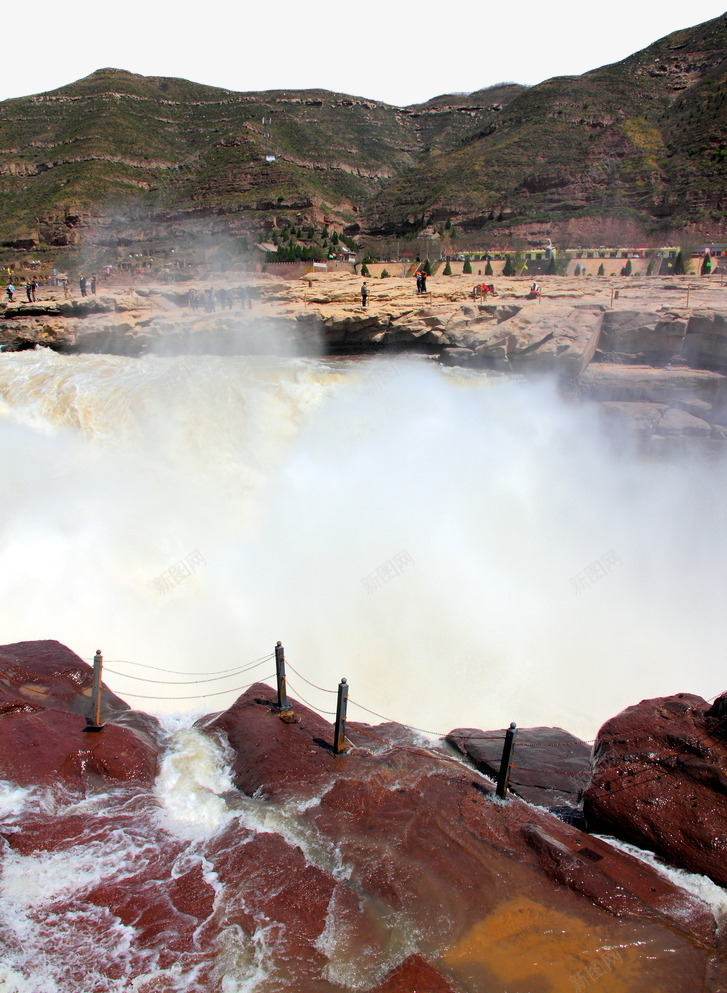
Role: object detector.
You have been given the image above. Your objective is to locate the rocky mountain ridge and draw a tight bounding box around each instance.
[0,12,725,256]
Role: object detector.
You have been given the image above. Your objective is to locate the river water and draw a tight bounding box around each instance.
[1,346,726,739]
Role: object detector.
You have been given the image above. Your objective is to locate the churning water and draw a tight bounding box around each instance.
[1,346,726,740]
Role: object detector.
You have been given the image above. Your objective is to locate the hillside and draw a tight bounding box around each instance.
[0,13,725,260]
[367,13,727,243]
[0,70,522,255]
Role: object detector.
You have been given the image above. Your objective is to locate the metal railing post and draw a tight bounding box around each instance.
[83,649,105,732]
[496,722,517,799]
[275,641,289,711]
[333,678,348,755]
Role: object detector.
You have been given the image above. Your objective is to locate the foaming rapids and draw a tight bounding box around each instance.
[1,347,726,739]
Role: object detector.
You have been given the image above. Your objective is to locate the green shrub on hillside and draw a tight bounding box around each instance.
[484,261,493,276]
[463,258,472,274]
[380,268,390,278]
[361,262,370,277]
[502,256,516,276]
[442,261,452,275]
[597,263,605,275]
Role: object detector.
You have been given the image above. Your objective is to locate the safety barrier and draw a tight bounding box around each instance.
[78,643,727,803]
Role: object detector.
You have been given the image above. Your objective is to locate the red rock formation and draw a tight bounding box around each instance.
[0,639,160,789]
[1,649,725,993]
[584,691,727,888]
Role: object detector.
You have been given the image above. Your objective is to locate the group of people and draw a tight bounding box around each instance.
[361,268,429,308]
[79,274,97,297]
[187,286,253,313]
[5,279,39,302]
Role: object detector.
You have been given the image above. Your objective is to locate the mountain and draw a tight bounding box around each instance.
[366,12,727,244]
[0,69,523,255]
[0,12,725,259]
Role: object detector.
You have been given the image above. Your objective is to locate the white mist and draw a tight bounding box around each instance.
[0,348,725,739]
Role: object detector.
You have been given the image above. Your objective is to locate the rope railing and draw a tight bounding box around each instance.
[116,672,277,701]
[6,641,723,804]
[102,657,272,686]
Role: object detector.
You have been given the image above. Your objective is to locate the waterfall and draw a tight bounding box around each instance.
[1,347,726,739]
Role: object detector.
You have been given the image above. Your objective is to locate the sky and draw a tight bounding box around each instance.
[2,2,726,106]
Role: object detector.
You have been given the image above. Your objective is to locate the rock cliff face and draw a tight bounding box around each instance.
[1,641,726,991]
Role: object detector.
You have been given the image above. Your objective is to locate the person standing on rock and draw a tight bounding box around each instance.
[90,274,97,295]
[415,271,422,294]
[420,271,427,294]
[6,282,15,302]
[361,281,368,307]
[26,281,33,303]
[79,275,87,297]
[31,279,38,301]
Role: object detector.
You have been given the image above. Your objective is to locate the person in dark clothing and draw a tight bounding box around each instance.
[79,275,87,297]
[361,282,368,307]
[420,271,427,293]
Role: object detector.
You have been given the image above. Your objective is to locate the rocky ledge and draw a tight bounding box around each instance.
[1,639,726,992]
[2,272,727,440]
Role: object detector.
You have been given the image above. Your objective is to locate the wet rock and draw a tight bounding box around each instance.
[0,660,720,992]
[0,708,159,789]
[0,639,161,789]
[446,725,591,811]
[584,691,727,888]
[370,954,459,993]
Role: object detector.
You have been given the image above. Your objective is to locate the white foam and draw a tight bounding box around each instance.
[155,727,239,837]
[595,835,727,919]
[0,781,33,820]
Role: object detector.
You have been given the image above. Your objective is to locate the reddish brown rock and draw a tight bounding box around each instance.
[0,708,158,788]
[197,685,718,991]
[0,639,161,789]
[1,655,723,993]
[446,725,591,815]
[584,691,727,888]
[370,954,458,993]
